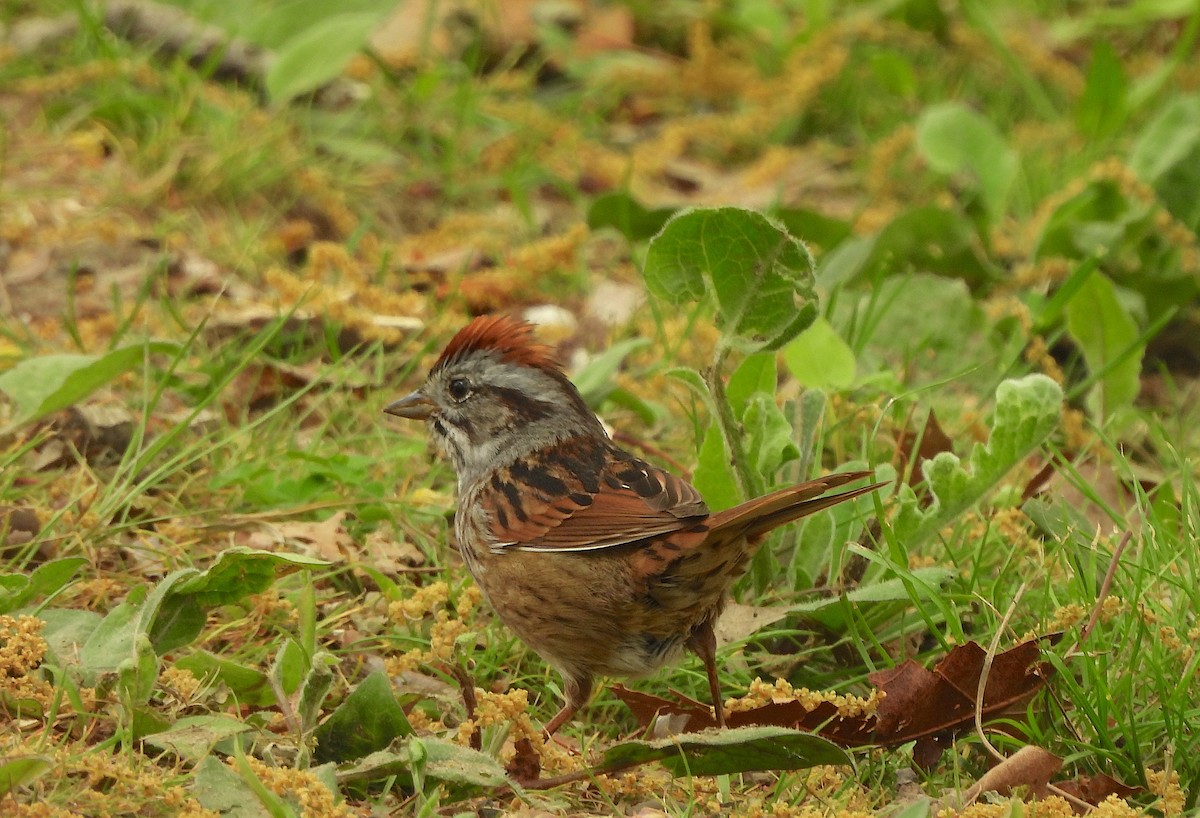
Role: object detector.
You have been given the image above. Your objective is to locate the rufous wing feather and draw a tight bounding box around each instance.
[481,437,709,551]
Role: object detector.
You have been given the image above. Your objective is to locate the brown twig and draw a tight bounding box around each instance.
[441,662,482,751]
[1079,530,1132,644]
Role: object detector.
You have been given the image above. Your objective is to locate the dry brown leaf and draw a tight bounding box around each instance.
[962,745,1063,804]
[506,736,541,784]
[247,512,355,562]
[613,639,1050,768]
[713,602,791,646]
[33,402,135,470]
[1054,772,1142,809]
[869,640,1050,768]
[362,529,427,573]
[0,505,40,549]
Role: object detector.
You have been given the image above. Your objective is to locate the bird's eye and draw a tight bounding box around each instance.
[448,377,472,402]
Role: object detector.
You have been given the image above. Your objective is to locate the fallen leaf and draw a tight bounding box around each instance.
[247,512,355,563]
[713,602,791,646]
[0,506,40,550]
[614,639,1051,769]
[869,640,1051,768]
[962,745,1063,804]
[505,736,541,784]
[363,529,426,573]
[1053,772,1142,809]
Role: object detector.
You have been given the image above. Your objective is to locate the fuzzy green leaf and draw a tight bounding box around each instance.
[0,557,87,614]
[916,103,1017,219]
[891,375,1062,546]
[1066,270,1144,423]
[645,207,818,351]
[315,671,413,763]
[726,352,777,419]
[193,756,272,818]
[152,548,328,652]
[336,737,512,792]
[0,755,54,796]
[0,342,180,428]
[175,652,276,706]
[266,13,381,104]
[692,424,740,512]
[743,394,799,477]
[142,715,254,761]
[783,317,857,390]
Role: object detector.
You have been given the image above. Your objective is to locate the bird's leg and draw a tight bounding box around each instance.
[543,673,593,738]
[687,620,726,728]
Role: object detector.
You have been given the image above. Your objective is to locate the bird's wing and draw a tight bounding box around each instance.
[479,436,710,552]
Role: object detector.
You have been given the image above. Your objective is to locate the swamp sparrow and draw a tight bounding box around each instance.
[386,315,879,733]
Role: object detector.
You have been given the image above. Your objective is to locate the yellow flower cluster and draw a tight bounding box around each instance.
[726,677,883,719]
[0,614,53,707]
[234,756,355,818]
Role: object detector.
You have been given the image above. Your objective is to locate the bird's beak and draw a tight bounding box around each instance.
[383,391,435,420]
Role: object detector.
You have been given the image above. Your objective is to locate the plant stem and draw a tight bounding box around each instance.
[704,341,762,501]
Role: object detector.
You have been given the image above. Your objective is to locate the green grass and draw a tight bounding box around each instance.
[2,0,1199,815]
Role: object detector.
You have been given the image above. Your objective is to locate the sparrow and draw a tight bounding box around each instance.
[386,314,879,733]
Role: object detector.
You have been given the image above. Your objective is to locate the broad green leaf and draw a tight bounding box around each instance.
[891,375,1062,547]
[337,737,512,791]
[241,0,395,48]
[0,342,179,427]
[142,715,253,761]
[0,557,87,614]
[152,548,328,652]
[1076,41,1128,139]
[726,352,777,419]
[78,598,142,676]
[172,548,328,605]
[38,608,102,666]
[266,13,381,104]
[787,566,954,613]
[271,638,308,698]
[0,755,54,796]
[915,103,1018,219]
[1065,271,1143,422]
[174,651,276,707]
[193,756,273,818]
[314,671,413,763]
[783,317,856,390]
[743,394,799,477]
[692,424,740,512]
[601,726,850,776]
[644,207,818,351]
[141,567,204,654]
[118,633,161,706]
[1129,95,1200,183]
[587,192,676,241]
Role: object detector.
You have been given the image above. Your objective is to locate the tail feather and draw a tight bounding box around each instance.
[707,471,883,543]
